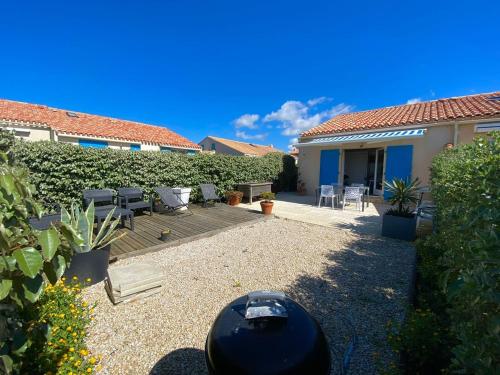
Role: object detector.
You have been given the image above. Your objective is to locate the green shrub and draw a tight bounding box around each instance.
[10,140,296,208]
[389,133,499,374]
[430,133,499,374]
[22,278,100,374]
[0,132,75,373]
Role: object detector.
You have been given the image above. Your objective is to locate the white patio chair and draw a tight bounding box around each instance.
[343,186,362,211]
[318,185,337,209]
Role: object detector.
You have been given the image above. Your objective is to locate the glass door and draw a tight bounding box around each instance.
[373,148,385,195]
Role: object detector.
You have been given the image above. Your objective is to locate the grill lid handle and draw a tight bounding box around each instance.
[245,290,288,320]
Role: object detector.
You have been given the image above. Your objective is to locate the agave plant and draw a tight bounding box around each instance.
[384,177,420,217]
[59,201,124,253]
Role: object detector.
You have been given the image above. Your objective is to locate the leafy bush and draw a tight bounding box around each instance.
[22,278,101,374]
[0,132,75,373]
[388,133,499,374]
[430,133,499,373]
[10,140,296,208]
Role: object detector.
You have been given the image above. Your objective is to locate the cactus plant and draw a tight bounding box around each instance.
[59,201,123,253]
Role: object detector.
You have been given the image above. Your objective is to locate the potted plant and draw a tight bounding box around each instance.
[160,228,171,241]
[259,192,276,215]
[225,191,244,206]
[60,201,124,285]
[381,178,420,241]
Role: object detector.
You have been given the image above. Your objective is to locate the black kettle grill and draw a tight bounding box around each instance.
[205,290,331,375]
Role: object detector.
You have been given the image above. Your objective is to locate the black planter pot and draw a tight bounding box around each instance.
[64,244,111,286]
[381,213,417,241]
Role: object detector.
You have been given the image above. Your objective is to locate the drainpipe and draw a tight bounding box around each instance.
[453,122,459,146]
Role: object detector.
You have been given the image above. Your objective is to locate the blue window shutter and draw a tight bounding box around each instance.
[319,149,340,185]
[187,150,196,155]
[130,144,141,151]
[384,145,413,199]
[160,147,172,152]
[79,139,108,149]
[211,143,216,151]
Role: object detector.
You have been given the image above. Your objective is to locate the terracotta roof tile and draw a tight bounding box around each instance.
[206,136,280,156]
[0,99,200,149]
[301,92,500,137]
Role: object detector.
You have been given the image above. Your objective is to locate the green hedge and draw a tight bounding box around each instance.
[430,133,499,373]
[391,133,499,374]
[10,139,297,207]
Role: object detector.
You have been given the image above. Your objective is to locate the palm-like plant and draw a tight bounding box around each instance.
[59,201,124,253]
[384,177,420,217]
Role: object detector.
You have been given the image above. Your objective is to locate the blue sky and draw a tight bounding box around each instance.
[1,1,499,150]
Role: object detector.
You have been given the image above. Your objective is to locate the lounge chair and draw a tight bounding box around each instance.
[117,187,153,216]
[154,187,191,214]
[200,183,222,207]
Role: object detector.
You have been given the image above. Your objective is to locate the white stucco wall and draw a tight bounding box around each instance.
[0,123,52,141]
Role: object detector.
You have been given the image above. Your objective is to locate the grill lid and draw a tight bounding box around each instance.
[205,290,331,375]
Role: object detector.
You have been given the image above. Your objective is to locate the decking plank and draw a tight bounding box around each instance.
[110,204,263,258]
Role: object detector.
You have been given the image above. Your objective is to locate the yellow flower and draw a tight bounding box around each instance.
[79,349,88,356]
[89,357,97,364]
[59,314,65,318]
[74,360,81,366]
[85,278,92,283]
[87,368,92,373]
[67,326,73,332]
[72,276,78,280]
[59,338,65,343]
[96,365,102,371]
[82,302,88,307]
[69,347,75,352]
[72,332,77,337]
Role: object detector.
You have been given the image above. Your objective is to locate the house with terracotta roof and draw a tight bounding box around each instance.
[198,136,280,156]
[0,99,201,153]
[296,92,500,198]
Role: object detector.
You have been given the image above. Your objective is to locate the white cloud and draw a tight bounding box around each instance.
[233,113,260,129]
[235,130,268,141]
[406,97,421,104]
[233,97,353,151]
[307,96,330,107]
[264,100,352,136]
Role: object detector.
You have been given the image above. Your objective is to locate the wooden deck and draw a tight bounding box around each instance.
[110,204,265,259]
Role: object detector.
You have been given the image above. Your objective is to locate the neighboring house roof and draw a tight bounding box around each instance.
[301,92,500,137]
[202,136,280,156]
[0,99,201,149]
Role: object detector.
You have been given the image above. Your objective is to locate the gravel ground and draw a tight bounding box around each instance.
[84,217,415,374]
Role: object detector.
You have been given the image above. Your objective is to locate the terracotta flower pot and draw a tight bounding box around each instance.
[228,196,241,206]
[260,201,274,215]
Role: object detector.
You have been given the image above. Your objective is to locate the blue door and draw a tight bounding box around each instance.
[319,149,340,185]
[384,145,413,199]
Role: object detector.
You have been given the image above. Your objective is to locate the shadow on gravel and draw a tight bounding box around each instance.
[285,234,415,374]
[149,347,207,375]
[332,214,383,236]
